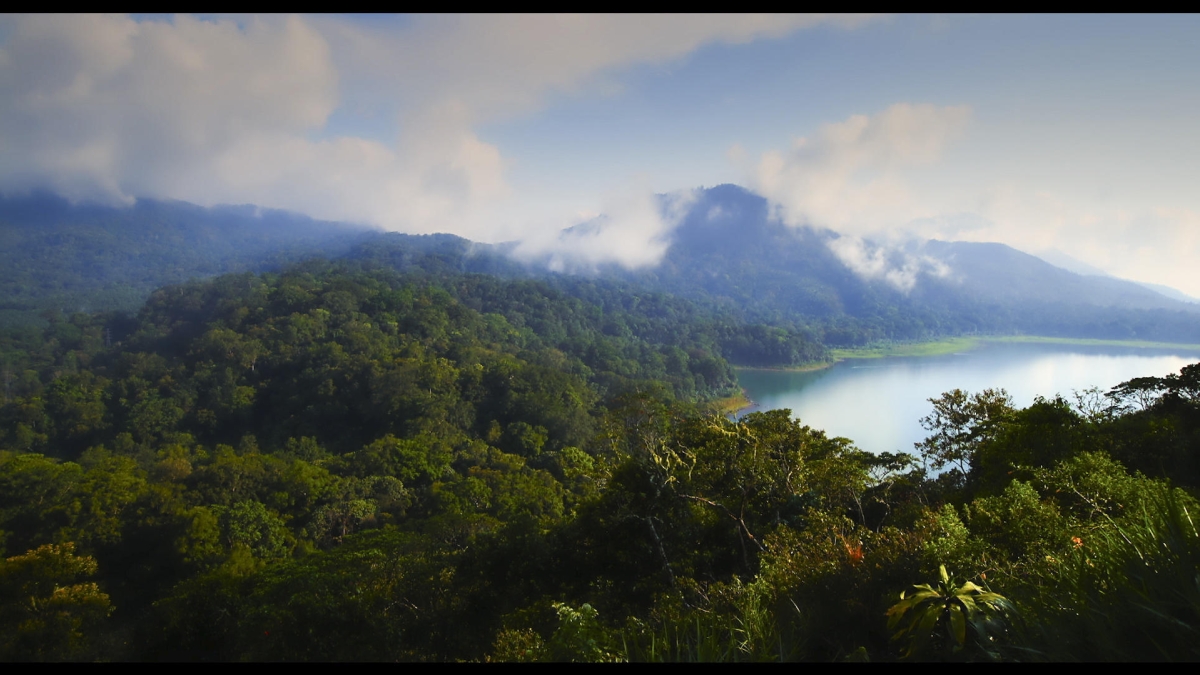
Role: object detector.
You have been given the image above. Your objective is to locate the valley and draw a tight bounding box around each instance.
[1,189,1198,662]
[5,13,1200,663]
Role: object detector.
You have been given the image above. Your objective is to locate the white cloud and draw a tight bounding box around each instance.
[0,14,339,205]
[511,187,698,272]
[749,103,969,290]
[828,234,950,293]
[318,13,879,128]
[0,13,877,251]
[752,102,971,235]
[1068,207,1200,298]
[6,14,1198,299]
[911,188,1200,298]
[739,101,1193,298]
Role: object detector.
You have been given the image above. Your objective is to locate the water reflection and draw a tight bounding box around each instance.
[736,341,1200,456]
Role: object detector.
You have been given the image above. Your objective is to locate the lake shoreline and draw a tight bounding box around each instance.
[728,335,1200,420]
[734,335,1200,374]
[734,339,1200,455]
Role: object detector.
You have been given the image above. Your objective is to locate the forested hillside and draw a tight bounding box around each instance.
[7,189,1200,350]
[1,262,1198,661]
[0,194,376,327]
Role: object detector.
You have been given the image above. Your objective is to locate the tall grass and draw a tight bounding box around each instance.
[618,583,803,662]
[1013,485,1200,661]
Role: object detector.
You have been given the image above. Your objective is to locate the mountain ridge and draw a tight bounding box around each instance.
[3,186,1199,345]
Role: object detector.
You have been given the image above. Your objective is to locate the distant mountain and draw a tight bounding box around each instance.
[1030,248,1198,306]
[617,185,871,318]
[4,186,1199,345]
[1032,248,1113,277]
[916,239,1198,313]
[1134,282,1198,305]
[0,193,378,326]
[548,185,1200,344]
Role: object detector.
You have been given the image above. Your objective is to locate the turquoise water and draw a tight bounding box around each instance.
[735,341,1200,456]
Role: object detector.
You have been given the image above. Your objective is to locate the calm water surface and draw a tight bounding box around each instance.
[736,341,1200,456]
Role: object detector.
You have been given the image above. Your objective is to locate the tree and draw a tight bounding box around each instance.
[915,389,1013,477]
[211,500,292,560]
[0,543,112,661]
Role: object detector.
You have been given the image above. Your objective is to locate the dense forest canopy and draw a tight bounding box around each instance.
[1,262,1198,661]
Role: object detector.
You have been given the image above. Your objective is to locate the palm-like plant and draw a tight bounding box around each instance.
[886,565,1015,660]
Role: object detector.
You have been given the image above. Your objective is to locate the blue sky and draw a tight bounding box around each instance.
[2,14,1198,294]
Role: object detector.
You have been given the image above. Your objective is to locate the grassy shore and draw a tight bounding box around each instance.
[830,336,980,360]
[983,335,1200,350]
[736,334,1200,374]
[734,361,834,373]
[732,338,977,373]
[708,392,753,415]
[830,334,1200,360]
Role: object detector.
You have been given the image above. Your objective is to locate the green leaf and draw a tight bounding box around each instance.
[948,604,967,647]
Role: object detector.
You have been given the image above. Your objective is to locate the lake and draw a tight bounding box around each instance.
[734,340,1200,456]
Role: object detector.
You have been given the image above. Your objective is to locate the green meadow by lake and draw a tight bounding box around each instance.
[736,340,1200,456]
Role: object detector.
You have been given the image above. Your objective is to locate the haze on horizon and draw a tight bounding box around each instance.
[1,13,1198,296]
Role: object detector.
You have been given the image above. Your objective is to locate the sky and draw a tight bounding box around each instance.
[1,13,1199,295]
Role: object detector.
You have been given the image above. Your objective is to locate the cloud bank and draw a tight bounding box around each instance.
[0,13,872,267]
[827,235,950,293]
[510,188,698,273]
[745,101,1200,298]
[0,14,338,206]
[753,102,971,236]
[9,15,1196,297]
[748,103,969,290]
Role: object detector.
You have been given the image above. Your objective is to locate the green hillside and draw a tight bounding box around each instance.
[1,261,1198,661]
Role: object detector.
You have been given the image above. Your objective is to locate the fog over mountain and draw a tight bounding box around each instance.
[0,192,377,325]
[1135,282,1199,305]
[916,240,1198,313]
[1031,249,1199,305]
[533,184,1199,317]
[4,15,1200,299]
[4,185,1198,344]
[1032,249,1112,278]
